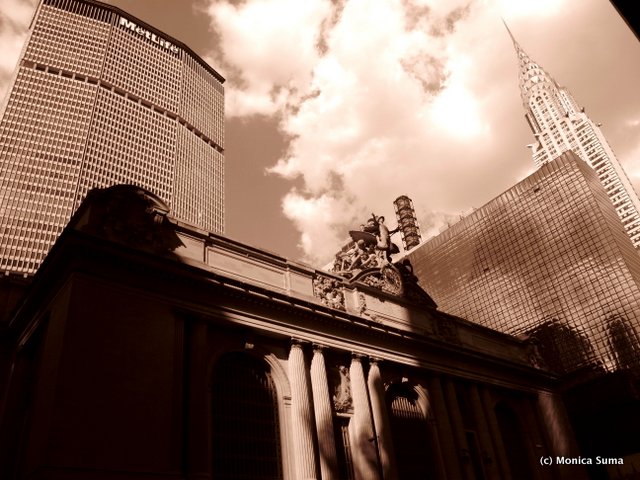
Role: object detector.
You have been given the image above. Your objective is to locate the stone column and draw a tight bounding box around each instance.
[537,391,587,480]
[420,386,448,480]
[288,341,318,480]
[469,384,499,480]
[479,386,511,480]
[428,376,462,479]
[350,355,381,480]
[310,345,339,480]
[367,359,398,480]
[442,378,475,479]
[518,397,546,480]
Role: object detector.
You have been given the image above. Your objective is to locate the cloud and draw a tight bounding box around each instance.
[0,0,37,100]
[261,0,499,262]
[619,117,640,186]
[203,0,520,264]
[205,0,332,117]
[204,0,624,266]
[492,0,562,20]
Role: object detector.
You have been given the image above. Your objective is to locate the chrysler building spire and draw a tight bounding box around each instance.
[503,21,559,110]
[507,25,640,249]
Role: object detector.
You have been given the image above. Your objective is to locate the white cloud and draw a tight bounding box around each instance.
[204,0,518,264]
[206,0,332,117]
[0,0,37,99]
[619,117,640,190]
[491,0,563,20]
[204,0,634,266]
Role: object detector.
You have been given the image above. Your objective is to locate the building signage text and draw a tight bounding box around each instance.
[119,17,180,54]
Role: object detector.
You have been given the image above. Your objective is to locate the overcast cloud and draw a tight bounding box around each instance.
[0,0,36,99]
[2,0,640,266]
[203,0,639,264]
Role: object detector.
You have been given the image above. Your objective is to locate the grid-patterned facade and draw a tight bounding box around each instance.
[406,151,640,374]
[508,28,640,248]
[0,0,225,274]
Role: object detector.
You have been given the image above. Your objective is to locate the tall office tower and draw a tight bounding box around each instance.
[508,27,640,248]
[405,152,640,375]
[0,0,225,275]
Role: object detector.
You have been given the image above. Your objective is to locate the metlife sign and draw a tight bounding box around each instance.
[119,17,180,54]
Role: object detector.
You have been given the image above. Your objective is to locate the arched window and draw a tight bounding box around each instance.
[386,383,436,479]
[211,352,282,480]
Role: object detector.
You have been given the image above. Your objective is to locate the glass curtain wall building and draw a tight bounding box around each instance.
[0,0,225,275]
[406,151,640,375]
[507,26,640,249]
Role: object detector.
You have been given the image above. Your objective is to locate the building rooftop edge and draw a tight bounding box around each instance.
[49,0,226,84]
[5,184,548,377]
[417,152,580,251]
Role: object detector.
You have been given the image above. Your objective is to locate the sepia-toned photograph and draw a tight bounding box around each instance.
[1,0,639,478]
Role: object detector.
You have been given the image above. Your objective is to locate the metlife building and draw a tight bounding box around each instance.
[0,0,225,275]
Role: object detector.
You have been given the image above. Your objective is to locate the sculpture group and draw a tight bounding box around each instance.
[330,214,404,295]
[334,214,400,275]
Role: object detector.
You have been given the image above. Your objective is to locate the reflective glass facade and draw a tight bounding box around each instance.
[407,151,640,374]
[0,0,225,274]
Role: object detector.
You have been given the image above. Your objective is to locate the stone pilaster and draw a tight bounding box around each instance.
[518,396,547,480]
[479,386,511,479]
[310,345,339,480]
[427,376,461,479]
[537,391,587,480]
[367,359,398,480]
[442,379,474,479]
[288,341,318,480]
[469,384,499,480]
[350,355,381,480]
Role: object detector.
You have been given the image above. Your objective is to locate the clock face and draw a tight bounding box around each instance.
[381,265,404,296]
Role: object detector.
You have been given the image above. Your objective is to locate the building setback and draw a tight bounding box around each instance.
[406,151,640,376]
[0,0,225,275]
[0,185,584,480]
[507,26,640,248]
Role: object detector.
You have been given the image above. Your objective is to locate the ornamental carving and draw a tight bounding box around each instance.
[325,207,437,306]
[312,275,345,311]
[357,292,367,315]
[436,317,461,345]
[524,336,547,370]
[330,213,405,296]
[331,213,399,276]
[332,365,353,412]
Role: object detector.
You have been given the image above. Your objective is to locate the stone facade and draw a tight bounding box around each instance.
[0,186,585,480]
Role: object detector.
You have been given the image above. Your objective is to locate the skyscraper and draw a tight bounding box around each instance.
[405,151,640,375]
[507,26,640,248]
[0,0,225,275]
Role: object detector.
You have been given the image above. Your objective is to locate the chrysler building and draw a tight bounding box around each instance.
[507,26,640,248]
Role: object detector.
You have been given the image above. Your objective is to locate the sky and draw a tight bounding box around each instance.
[1,0,640,267]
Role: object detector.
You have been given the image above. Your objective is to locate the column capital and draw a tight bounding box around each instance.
[290,337,308,348]
[351,352,366,361]
[312,343,328,352]
[368,356,383,365]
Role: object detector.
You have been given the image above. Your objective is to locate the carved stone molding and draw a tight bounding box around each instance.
[312,275,346,311]
[436,317,461,345]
